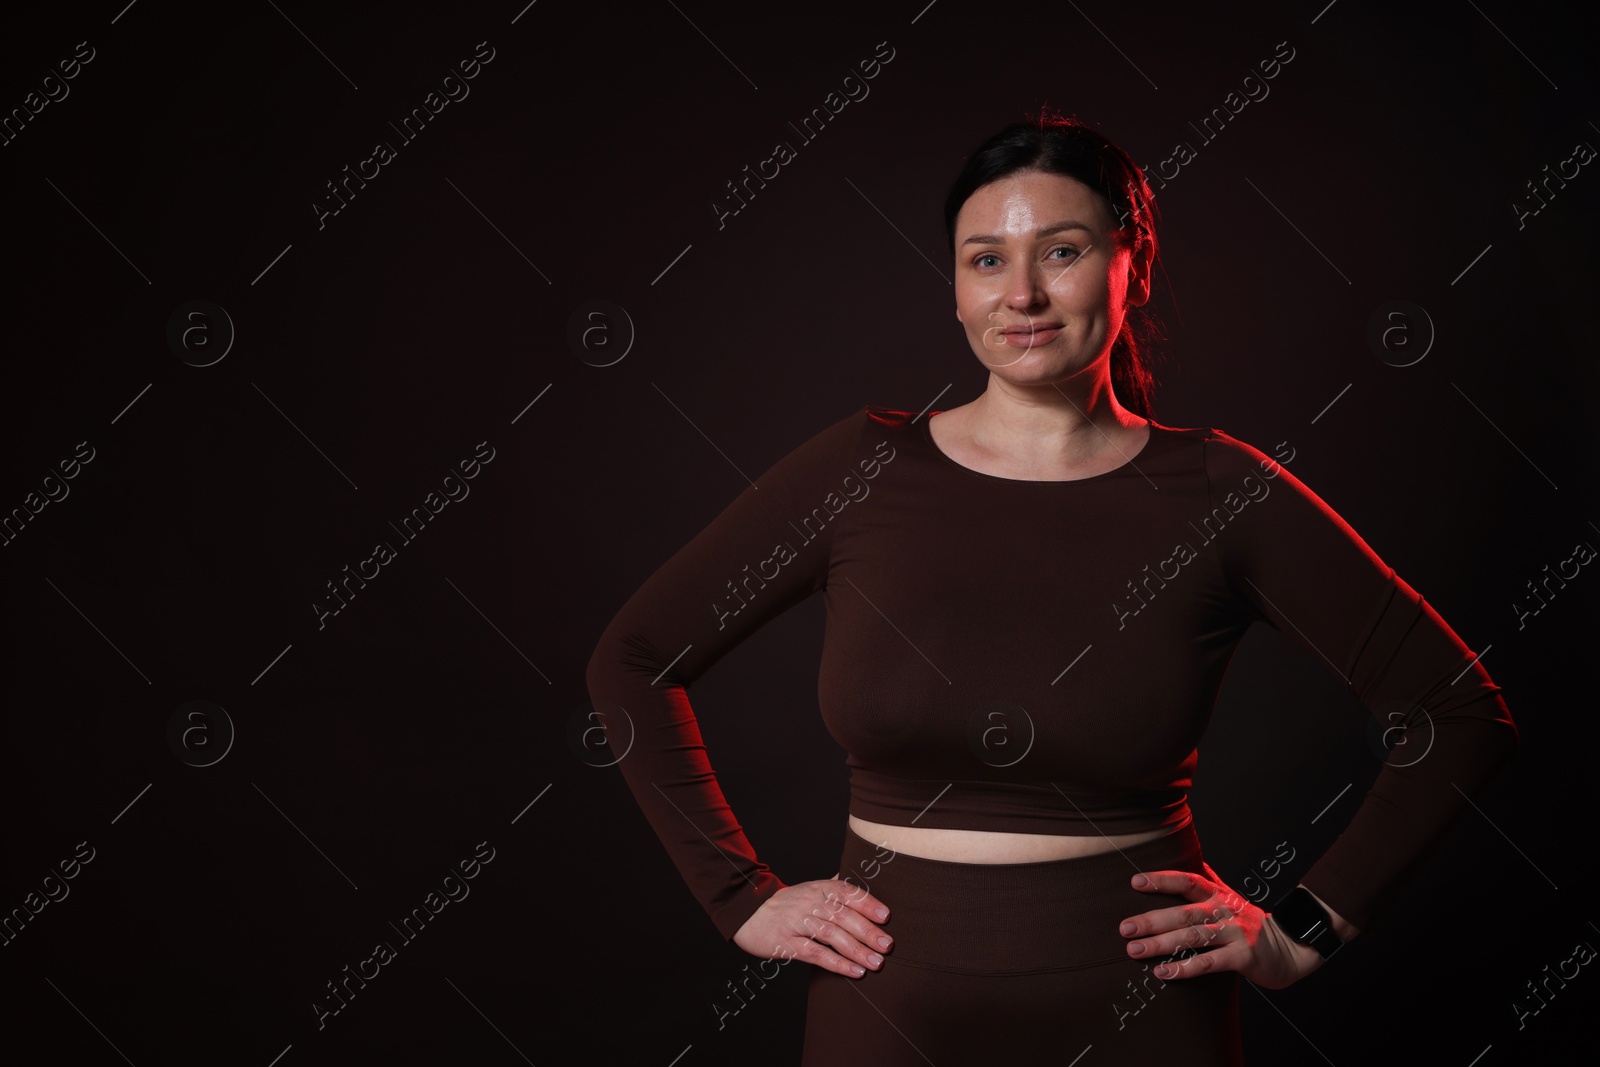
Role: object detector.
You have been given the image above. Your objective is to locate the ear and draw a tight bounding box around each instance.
[1125,235,1154,309]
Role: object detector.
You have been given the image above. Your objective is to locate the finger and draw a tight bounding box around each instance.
[1199,860,1239,896]
[1126,913,1235,962]
[825,878,891,924]
[790,933,869,978]
[1131,870,1212,900]
[1150,940,1242,980]
[1199,863,1248,912]
[1119,902,1231,940]
[797,911,885,974]
[813,890,894,953]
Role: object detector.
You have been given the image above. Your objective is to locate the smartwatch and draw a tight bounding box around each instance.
[1270,886,1344,959]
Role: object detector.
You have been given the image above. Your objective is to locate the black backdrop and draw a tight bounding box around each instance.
[2,1,1596,1063]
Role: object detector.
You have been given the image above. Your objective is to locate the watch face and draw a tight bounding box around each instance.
[1276,888,1330,942]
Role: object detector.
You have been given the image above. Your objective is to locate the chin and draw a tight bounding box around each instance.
[974,340,1047,367]
[1002,360,1100,389]
[976,344,1071,373]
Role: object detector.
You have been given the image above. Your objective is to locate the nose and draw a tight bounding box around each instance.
[1005,259,1049,311]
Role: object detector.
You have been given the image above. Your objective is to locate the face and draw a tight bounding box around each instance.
[953,169,1152,387]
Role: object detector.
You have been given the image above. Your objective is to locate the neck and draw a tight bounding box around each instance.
[967,368,1144,452]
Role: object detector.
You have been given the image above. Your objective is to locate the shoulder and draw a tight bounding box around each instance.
[1189,427,1368,546]
[782,403,875,451]
[762,404,890,483]
[863,404,924,434]
[857,404,933,461]
[1170,425,1299,482]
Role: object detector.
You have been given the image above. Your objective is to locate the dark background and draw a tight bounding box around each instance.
[2,0,1595,1063]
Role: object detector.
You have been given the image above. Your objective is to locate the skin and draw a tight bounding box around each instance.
[734,167,1359,985]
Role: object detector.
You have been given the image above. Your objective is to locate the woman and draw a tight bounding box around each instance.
[585,110,1517,1064]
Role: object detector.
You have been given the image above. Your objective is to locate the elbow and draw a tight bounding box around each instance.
[584,620,676,698]
[1422,698,1518,796]
[582,628,643,767]
[1453,715,1519,809]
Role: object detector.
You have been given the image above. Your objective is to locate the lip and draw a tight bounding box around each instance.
[1002,324,1063,347]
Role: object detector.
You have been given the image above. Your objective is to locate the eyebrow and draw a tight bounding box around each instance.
[959,221,1094,248]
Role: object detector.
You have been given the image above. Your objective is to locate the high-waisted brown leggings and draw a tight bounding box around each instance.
[800,818,1243,1065]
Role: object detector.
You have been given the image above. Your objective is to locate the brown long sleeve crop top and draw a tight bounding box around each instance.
[585,404,1518,941]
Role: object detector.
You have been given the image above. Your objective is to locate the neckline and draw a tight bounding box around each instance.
[917,411,1160,485]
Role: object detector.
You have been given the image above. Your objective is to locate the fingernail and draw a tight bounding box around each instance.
[851,964,865,976]
[1154,964,1172,978]
[1129,942,1145,956]
[875,908,888,920]
[1120,921,1137,936]
[868,953,884,967]
[877,936,892,950]
[1132,874,1149,888]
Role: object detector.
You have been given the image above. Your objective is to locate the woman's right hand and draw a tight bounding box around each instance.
[732,874,893,978]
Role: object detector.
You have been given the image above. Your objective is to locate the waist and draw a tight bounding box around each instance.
[849,813,1180,863]
[833,817,1208,974]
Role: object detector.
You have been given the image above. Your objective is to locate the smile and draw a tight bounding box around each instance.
[1002,325,1063,347]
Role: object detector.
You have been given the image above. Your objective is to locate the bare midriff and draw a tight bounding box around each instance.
[849,814,1169,863]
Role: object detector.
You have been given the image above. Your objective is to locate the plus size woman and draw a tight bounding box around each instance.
[585,110,1517,1064]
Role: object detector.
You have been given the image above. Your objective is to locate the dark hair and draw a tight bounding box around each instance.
[943,107,1163,419]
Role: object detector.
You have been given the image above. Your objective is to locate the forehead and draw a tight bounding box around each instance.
[956,171,1112,235]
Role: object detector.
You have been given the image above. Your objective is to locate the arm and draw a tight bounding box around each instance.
[1120,434,1516,984]
[1204,431,1519,935]
[584,405,873,940]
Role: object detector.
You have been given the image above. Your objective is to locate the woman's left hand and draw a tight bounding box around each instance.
[1118,862,1324,990]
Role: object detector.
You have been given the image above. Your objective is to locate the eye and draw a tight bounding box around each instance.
[974,252,1000,269]
[1047,245,1081,262]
